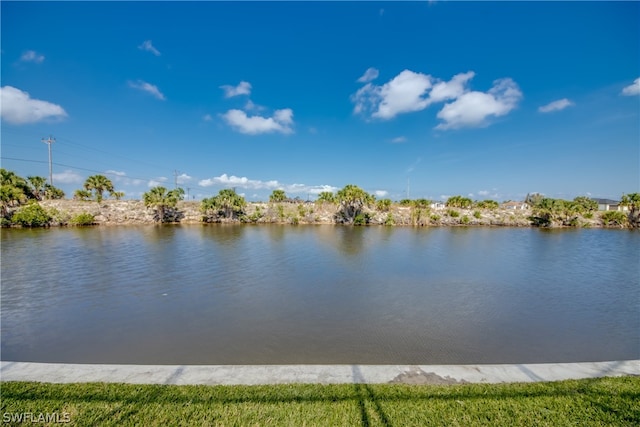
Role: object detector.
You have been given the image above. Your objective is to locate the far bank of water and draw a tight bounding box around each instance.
[1,225,638,364]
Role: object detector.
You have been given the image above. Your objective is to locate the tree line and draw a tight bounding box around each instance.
[2,169,638,228]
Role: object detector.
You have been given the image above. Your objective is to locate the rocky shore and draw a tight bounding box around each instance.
[30,199,616,228]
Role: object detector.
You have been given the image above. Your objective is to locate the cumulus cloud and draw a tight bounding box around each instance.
[375,190,388,197]
[621,77,640,96]
[198,173,337,195]
[0,86,67,125]
[357,67,379,83]
[177,173,192,185]
[52,170,83,184]
[478,190,490,196]
[352,70,433,119]
[538,98,574,113]
[352,69,522,130]
[148,177,168,188]
[138,40,161,56]
[20,50,45,63]
[105,170,144,186]
[203,114,213,122]
[435,78,522,130]
[128,80,166,100]
[221,108,294,135]
[391,136,407,143]
[220,81,252,98]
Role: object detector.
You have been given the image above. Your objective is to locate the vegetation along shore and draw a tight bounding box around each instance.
[2,169,639,229]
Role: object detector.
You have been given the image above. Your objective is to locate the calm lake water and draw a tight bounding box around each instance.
[1,225,638,365]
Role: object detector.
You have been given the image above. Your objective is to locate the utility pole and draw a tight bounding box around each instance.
[41,135,55,185]
[173,170,179,189]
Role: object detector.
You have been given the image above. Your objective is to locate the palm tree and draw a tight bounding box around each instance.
[269,189,287,203]
[83,175,115,202]
[620,193,640,227]
[201,189,246,221]
[316,191,336,204]
[111,191,125,200]
[143,186,184,222]
[336,184,374,224]
[27,176,47,200]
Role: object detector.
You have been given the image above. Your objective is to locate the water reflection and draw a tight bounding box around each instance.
[1,226,638,364]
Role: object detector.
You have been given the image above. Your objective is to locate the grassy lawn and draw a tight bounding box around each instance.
[1,377,639,426]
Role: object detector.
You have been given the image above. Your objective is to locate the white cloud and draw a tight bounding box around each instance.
[478,190,490,196]
[435,78,522,130]
[177,173,192,185]
[357,67,379,83]
[538,98,574,113]
[356,70,433,119]
[20,50,45,63]
[198,173,337,195]
[0,86,67,125]
[391,136,406,143]
[352,69,521,129]
[138,40,161,56]
[621,77,640,96]
[428,71,475,104]
[148,177,168,188]
[128,80,166,100]
[375,190,388,197]
[104,170,144,186]
[244,100,265,111]
[220,81,252,98]
[52,170,83,184]
[221,108,294,135]
[203,114,213,122]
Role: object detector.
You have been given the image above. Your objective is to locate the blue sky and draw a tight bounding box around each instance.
[2,1,639,202]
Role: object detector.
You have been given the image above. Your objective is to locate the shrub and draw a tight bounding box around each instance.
[430,214,441,223]
[461,215,470,224]
[353,213,370,226]
[384,213,395,226]
[48,208,70,226]
[447,209,460,218]
[11,202,51,227]
[70,212,96,226]
[473,210,482,219]
[601,211,627,227]
[376,198,392,212]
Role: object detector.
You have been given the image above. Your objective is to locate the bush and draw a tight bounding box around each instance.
[384,213,395,226]
[473,210,482,219]
[11,202,51,227]
[376,198,392,212]
[461,215,470,224]
[430,214,441,223]
[601,211,627,227]
[70,212,96,226]
[447,209,460,218]
[353,213,370,226]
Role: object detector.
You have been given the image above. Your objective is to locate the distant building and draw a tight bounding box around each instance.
[501,201,529,210]
[591,198,628,212]
[430,202,446,210]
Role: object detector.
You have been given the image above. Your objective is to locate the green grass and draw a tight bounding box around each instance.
[1,377,639,426]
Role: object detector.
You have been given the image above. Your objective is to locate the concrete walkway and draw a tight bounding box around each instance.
[1,360,638,385]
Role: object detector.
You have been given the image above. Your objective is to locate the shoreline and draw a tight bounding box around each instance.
[2,199,632,229]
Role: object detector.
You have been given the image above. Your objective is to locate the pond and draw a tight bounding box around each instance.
[1,225,638,364]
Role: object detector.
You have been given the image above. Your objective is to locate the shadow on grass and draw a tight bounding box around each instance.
[2,377,639,426]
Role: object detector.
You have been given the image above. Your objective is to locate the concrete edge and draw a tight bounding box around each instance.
[1,360,638,385]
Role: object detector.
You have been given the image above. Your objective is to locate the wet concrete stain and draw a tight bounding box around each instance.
[390,367,468,385]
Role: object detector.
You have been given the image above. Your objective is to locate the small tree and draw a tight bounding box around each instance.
[269,189,287,203]
[73,189,92,201]
[83,175,115,202]
[620,193,640,227]
[475,200,499,210]
[201,189,246,221]
[143,186,184,222]
[26,176,47,200]
[335,184,374,224]
[376,198,392,212]
[446,195,473,209]
[316,191,336,204]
